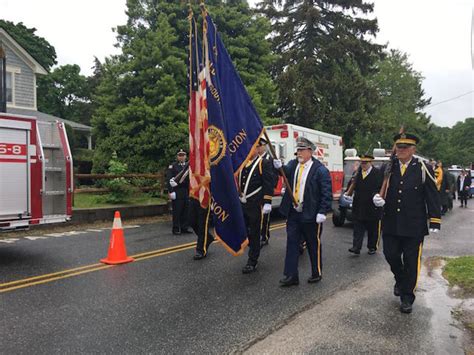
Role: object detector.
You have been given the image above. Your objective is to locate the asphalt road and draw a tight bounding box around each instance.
[1,205,472,354]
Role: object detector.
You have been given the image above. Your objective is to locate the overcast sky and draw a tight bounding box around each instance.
[1,0,473,127]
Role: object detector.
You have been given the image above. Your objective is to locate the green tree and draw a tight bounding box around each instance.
[0,20,57,70]
[257,0,384,146]
[352,49,432,153]
[37,64,94,125]
[92,0,277,172]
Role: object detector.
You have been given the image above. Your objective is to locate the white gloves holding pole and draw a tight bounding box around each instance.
[273,159,283,169]
[316,214,326,224]
[262,203,272,215]
[169,192,176,200]
[373,194,385,207]
[169,178,178,188]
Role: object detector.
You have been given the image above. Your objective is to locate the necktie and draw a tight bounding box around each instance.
[362,171,367,179]
[294,164,305,203]
[401,164,406,176]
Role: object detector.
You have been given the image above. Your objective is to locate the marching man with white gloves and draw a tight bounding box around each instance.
[273,137,333,287]
[374,132,441,314]
[238,138,275,274]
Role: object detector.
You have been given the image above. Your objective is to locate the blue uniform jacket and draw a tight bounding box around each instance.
[279,157,333,222]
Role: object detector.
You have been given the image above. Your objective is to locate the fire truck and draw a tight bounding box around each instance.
[264,124,344,208]
[0,113,73,230]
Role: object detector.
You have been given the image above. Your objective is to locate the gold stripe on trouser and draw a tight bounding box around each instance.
[203,205,211,254]
[413,242,423,292]
[315,223,322,275]
[376,220,382,250]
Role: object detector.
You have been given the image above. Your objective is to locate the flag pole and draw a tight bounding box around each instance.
[263,129,298,207]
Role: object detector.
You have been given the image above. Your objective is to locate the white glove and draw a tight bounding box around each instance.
[280,187,286,195]
[343,193,353,203]
[316,213,326,224]
[429,228,439,234]
[169,192,176,200]
[169,178,178,187]
[262,203,272,214]
[273,159,283,169]
[373,194,385,207]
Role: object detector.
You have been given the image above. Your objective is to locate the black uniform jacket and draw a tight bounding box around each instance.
[382,158,441,238]
[457,174,472,193]
[238,156,274,205]
[279,157,333,222]
[352,167,383,221]
[166,162,189,200]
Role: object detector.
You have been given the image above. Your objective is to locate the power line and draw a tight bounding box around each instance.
[426,90,474,108]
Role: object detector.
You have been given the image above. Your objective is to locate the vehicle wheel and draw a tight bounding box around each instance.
[332,210,345,227]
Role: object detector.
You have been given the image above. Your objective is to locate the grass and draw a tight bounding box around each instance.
[73,192,167,209]
[442,256,474,297]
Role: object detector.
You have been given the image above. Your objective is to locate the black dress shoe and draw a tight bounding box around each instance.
[279,276,299,287]
[348,247,360,255]
[193,253,206,260]
[400,301,412,314]
[307,275,322,283]
[181,229,193,234]
[260,240,269,248]
[393,284,400,297]
[368,248,376,255]
[242,264,257,274]
[172,230,181,235]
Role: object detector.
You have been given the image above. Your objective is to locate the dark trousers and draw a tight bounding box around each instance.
[242,201,262,266]
[189,199,214,255]
[172,198,189,233]
[459,191,469,206]
[352,219,381,251]
[383,233,424,304]
[284,210,323,279]
[261,212,271,242]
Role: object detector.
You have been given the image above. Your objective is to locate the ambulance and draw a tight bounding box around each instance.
[0,113,73,230]
[264,124,344,208]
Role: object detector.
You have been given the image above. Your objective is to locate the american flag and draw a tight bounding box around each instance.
[188,18,210,208]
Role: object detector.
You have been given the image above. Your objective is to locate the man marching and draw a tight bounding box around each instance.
[238,138,274,274]
[373,133,441,314]
[167,149,191,235]
[274,137,333,287]
[345,155,383,255]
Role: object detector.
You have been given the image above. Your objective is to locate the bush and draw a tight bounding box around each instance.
[104,152,137,203]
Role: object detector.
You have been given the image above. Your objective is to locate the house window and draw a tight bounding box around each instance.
[5,72,12,103]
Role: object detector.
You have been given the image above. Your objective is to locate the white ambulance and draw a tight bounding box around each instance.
[264,124,344,208]
[0,113,73,230]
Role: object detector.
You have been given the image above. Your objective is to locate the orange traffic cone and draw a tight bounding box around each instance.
[100,211,134,265]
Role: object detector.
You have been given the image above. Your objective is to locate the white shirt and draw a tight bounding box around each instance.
[460,175,465,188]
[293,159,314,203]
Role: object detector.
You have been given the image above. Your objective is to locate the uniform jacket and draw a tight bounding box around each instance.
[238,156,274,205]
[279,157,333,222]
[457,174,472,193]
[166,162,189,200]
[352,166,383,221]
[263,152,280,188]
[383,158,441,238]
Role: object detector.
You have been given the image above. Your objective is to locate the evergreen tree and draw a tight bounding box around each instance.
[257,0,384,146]
[92,0,276,172]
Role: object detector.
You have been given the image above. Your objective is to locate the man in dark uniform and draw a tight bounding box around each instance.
[166,149,191,235]
[238,139,274,274]
[373,133,441,314]
[257,138,278,248]
[457,169,472,208]
[274,137,333,287]
[345,154,383,255]
[189,198,214,260]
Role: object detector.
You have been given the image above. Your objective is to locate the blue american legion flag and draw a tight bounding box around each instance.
[202,13,264,255]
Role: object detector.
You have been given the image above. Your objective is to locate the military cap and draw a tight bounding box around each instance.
[258,137,268,146]
[177,149,187,156]
[359,154,374,162]
[295,136,316,150]
[393,133,419,146]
